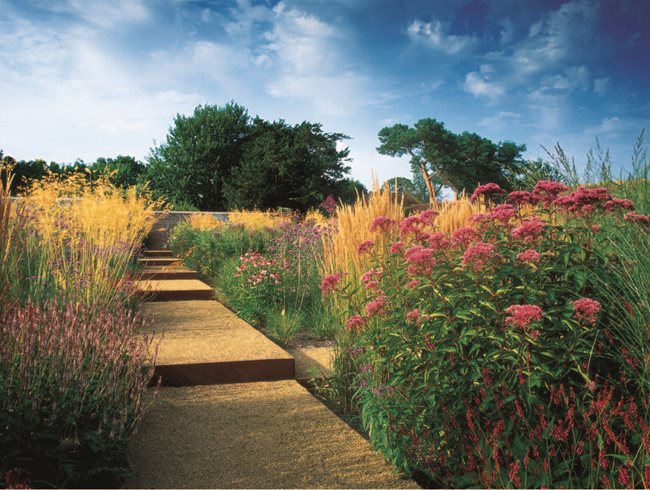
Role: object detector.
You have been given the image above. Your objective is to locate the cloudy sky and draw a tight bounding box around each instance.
[1,0,648,185]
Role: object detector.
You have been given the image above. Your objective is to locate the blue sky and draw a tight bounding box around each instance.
[1,0,648,186]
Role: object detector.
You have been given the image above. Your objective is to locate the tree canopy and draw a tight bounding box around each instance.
[377,118,526,202]
[147,102,355,211]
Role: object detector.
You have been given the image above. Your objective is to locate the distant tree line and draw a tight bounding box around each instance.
[1,102,365,212]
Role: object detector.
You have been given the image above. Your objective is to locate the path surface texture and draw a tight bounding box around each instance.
[129,249,416,489]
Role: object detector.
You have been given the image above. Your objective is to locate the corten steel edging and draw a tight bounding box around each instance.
[137,270,199,280]
[139,289,215,301]
[143,250,175,258]
[139,258,183,267]
[150,358,295,386]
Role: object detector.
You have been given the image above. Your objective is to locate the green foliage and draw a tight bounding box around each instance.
[377,118,526,198]
[223,118,351,212]
[147,102,250,210]
[91,155,146,188]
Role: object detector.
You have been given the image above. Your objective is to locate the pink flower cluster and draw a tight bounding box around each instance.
[405,309,421,324]
[235,251,280,288]
[320,273,341,296]
[462,242,498,271]
[532,180,569,203]
[404,246,436,275]
[624,212,650,224]
[452,226,480,247]
[361,268,383,290]
[370,215,395,233]
[427,231,451,250]
[399,210,438,239]
[346,314,366,330]
[507,191,538,206]
[366,295,388,316]
[572,297,601,326]
[553,186,613,213]
[489,204,518,224]
[505,304,544,329]
[516,249,541,264]
[357,240,374,255]
[470,183,506,202]
[511,218,545,242]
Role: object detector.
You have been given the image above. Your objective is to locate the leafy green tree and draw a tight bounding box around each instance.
[223,118,351,211]
[381,176,426,202]
[91,155,146,188]
[146,102,250,210]
[377,118,525,202]
[332,178,367,204]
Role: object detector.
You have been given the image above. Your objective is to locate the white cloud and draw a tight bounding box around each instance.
[463,71,504,100]
[593,77,610,95]
[540,65,590,92]
[48,0,149,29]
[479,111,521,129]
[407,19,476,55]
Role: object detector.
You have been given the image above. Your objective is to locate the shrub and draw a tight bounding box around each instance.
[329,182,650,488]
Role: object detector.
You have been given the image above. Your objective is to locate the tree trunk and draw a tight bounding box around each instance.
[420,163,436,205]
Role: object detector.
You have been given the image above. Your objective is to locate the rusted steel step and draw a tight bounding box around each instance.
[136,279,214,301]
[139,257,183,267]
[143,249,175,258]
[138,267,199,280]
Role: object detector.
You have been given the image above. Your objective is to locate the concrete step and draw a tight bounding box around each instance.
[143,249,175,258]
[138,267,199,281]
[142,301,295,386]
[136,279,214,302]
[139,257,183,267]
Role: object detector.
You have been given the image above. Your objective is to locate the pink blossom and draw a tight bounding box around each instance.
[462,242,499,271]
[517,249,541,264]
[553,186,613,213]
[505,304,544,329]
[470,183,506,202]
[357,240,374,255]
[399,215,423,238]
[389,241,405,254]
[406,309,421,324]
[591,224,602,232]
[532,180,569,202]
[404,245,436,275]
[427,232,451,250]
[604,198,635,212]
[360,268,382,285]
[624,212,650,224]
[489,204,518,224]
[320,273,341,296]
[507,191,538,206]
[370,216,395,232]
[572,297,601,326]
[418,209,438,224]
[511,218,545,242]
[452,226,480,247]
[346,315,366,330]
[405,279,419,289]
[364,280,381,290]
[365,295,388,316]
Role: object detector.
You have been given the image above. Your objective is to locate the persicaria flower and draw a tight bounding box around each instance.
[320,273,341,296]
[572,297,601,326]
[532,180,569,202]
[462,242,499,271]
[370,215,395,232]
[470,183,506,202]
[405,309,421,324]
[452,226,480,247]
[489,204,517,224]
[516,249,541,264]
[507,191,538,206]
[505,304,544,329]
[511,218,545,242]
[357,240,374,255]
[365,295,388,316]
[346,315,366,330]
